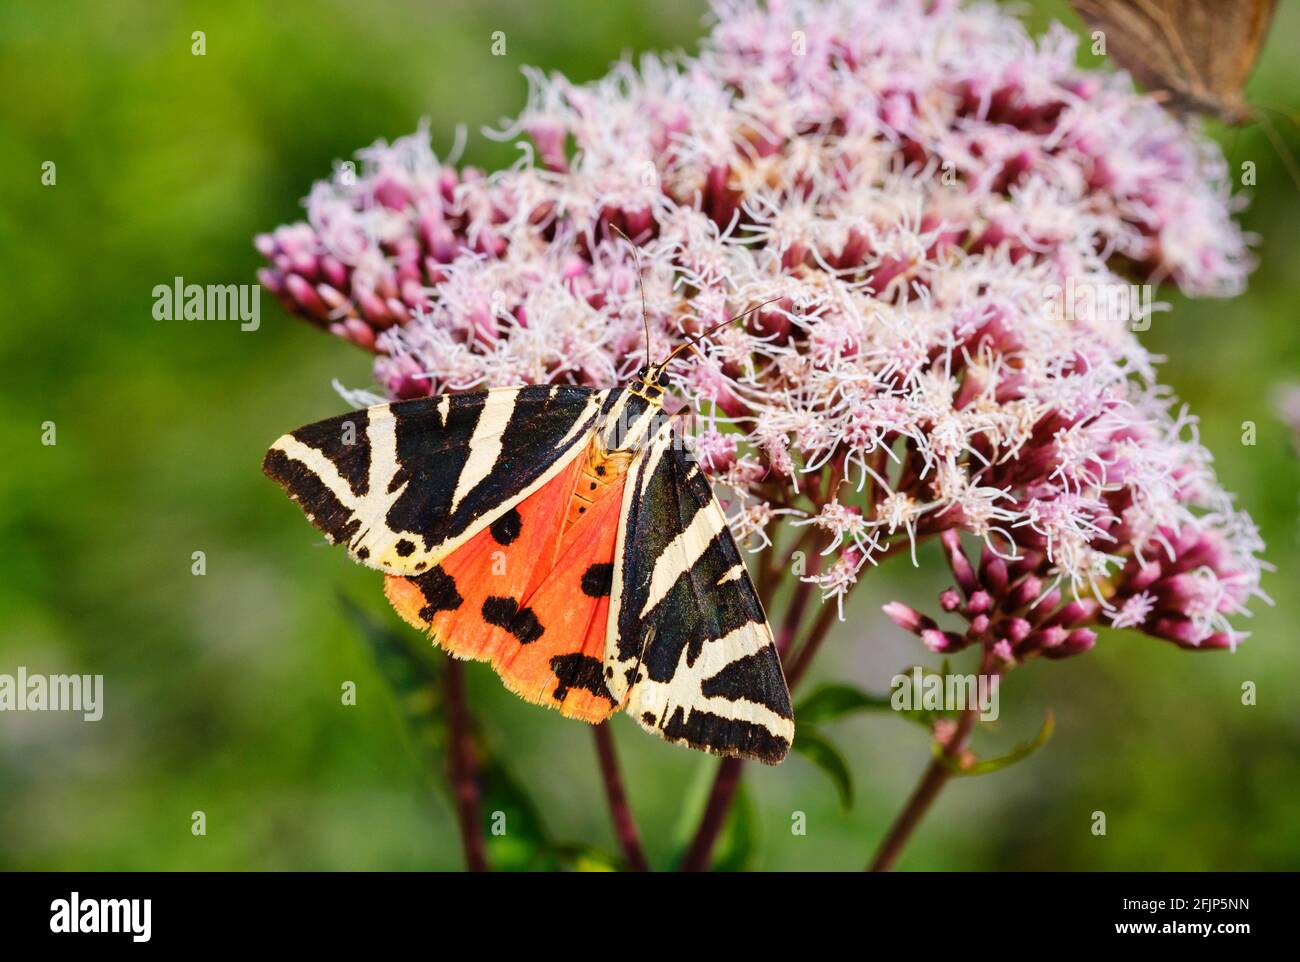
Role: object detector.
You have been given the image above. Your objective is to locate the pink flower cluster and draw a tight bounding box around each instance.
[257,0,1265,660]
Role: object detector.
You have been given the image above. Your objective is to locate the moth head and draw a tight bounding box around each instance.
[636,364,666,386]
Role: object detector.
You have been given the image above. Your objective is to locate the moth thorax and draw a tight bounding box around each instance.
[627,375,665,405]
[565,436,633,530]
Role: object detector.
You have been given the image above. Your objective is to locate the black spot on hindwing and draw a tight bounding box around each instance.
[481,596,544,644]
[580,562,613,597]
[409,566,463,623]
[549,654,614,704]
[489,508,522,545]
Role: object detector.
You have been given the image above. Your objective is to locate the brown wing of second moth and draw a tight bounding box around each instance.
[1070,0,1276,124]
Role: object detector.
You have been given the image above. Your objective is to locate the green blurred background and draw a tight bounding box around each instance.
[1,0,1297,871]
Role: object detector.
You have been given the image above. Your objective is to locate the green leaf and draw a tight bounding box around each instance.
[478,753,559,871]
[792,725,853,811]
[794,682,892,725]
[339,593,556,870]
[338,592,447,758]
[941,710,1055,777]
[547,842,623,872]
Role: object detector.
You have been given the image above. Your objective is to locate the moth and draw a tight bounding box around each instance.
[1069,0,1277,124]
[262,318,794,764]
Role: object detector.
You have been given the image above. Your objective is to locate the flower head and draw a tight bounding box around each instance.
[258,0,1265,661]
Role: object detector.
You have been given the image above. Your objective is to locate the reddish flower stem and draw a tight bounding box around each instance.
[866,650,998,872]
[679,756,745,872]
[783,598,840,689]
[776,560,819,657]
[592,724,651,871]
[865,704,977,871]
[443,658,489,872]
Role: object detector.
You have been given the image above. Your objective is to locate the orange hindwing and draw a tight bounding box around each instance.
[384,441,628,722]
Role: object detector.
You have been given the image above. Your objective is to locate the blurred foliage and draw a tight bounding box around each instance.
[0,0,1297,870]
[942,711,1054,778]
[339,594,620,870]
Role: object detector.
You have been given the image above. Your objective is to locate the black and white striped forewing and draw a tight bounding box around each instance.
[606,416,794,764]
[263,384,609,575]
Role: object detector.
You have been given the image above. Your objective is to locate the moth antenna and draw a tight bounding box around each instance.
[1253,101,1300,130]
[610,224,652,370]
[653,296,784,373]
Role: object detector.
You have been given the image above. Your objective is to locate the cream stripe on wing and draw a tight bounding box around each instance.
[618,405,658,453]
[271,434,360,511]
[638,498,726,619]
[448,389,517,512]
[554,390,607,451]
[364,405,402,505]
[348,405,411,552]
[625,621,793,738]
[716,564,745,586]
[600,394,658,455]
[604,416,674,704]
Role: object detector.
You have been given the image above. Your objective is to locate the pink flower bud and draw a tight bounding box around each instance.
[964,590,992,617]
[1043,629,1097,659]
[882,602,936,636]
[940,530,978,597]
[923,629,966,653]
